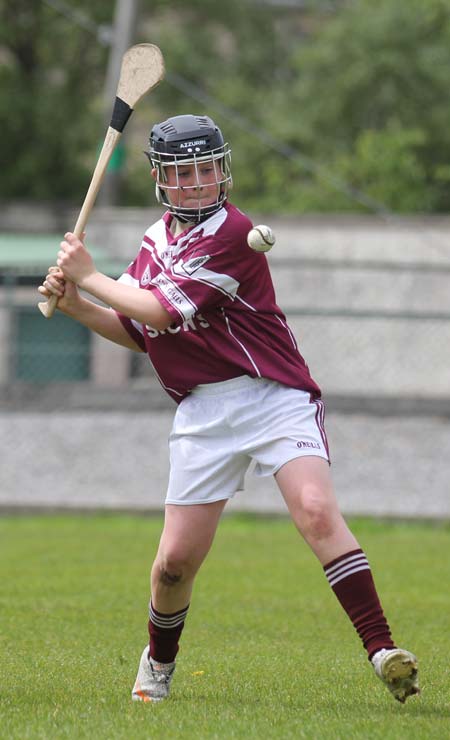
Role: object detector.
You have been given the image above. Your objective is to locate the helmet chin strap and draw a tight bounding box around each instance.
[155,184,225,224]
[173,211,197,224]
[173,206,222,224]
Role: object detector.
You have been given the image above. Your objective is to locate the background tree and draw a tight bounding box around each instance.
[0,0,112,200]
[279,0,450,212]
[2,0,450,213]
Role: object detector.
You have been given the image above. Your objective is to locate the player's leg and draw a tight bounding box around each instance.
[275,456,419,703]
[151,500,227,635]
[132,499,226,702]
[275,456,358,562]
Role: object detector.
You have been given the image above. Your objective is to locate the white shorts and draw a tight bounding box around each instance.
[166,376,329,506]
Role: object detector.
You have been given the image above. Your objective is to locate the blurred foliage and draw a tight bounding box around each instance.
[1,0,450,213]
[0,0,112,200]
[281,0,450,212]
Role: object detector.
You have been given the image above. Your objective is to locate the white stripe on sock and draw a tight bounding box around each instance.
[326,557,369,582]
[328,564,371,587]
[149,606,189,629]
[325,552,368,578]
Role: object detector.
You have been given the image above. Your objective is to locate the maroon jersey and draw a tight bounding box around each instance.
[117,202,321,403]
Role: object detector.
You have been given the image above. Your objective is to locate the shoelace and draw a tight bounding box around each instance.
[150,666,173,684]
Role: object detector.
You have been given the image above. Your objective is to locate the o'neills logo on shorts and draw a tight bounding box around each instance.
[296,440,321,450]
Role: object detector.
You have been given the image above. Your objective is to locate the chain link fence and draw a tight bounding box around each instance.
[1,214,449,516]
[3,275,449,402]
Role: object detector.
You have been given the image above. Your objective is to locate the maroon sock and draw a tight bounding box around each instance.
[148,602,189,664]
[323,549,395,660]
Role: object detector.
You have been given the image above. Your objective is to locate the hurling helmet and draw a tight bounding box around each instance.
[147,114,232,222]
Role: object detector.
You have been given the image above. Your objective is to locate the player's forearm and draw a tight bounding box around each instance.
[80,271,171,329]
[61,296,143,351]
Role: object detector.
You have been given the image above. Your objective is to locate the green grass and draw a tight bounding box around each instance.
[0,514,449,739]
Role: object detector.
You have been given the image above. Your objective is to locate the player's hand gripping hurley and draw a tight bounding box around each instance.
[38,43,165,318]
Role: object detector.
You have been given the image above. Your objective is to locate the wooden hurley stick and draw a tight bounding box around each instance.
[38,43,165,318]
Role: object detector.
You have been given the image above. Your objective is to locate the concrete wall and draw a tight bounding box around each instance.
[2,204,450,401]
[66,211,450,407]
[1,205,449,517]
[1,408,449,519]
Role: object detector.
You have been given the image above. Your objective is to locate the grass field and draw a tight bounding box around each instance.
[0,514,449,739]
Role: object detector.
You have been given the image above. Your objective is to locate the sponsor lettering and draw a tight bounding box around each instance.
[181,255,211,275]
[296,440,321,450]
[152,274,185,307]
[152,274,168,288]
[145,313,210,338]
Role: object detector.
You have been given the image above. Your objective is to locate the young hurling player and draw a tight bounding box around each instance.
[39,115,419,705]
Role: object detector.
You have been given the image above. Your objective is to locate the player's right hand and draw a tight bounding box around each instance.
[38,266,80,313]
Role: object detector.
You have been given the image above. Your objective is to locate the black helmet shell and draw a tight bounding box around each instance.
[150,115,225,159]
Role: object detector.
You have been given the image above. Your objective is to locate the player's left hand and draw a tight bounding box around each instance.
[57,232,96,287]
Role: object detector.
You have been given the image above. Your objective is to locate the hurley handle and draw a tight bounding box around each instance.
[37,128,121,318]
[37,43,165,319]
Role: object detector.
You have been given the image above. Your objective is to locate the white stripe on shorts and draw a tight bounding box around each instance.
[312,397,329,459]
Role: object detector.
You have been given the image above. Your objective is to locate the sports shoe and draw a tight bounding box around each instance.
[132,646,176,703]
[372,648,420,703]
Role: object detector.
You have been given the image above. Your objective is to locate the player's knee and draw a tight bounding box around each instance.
[158,557,185,586]
[300,487,336,541]
[156,548,196,586]
[159,565,183,587]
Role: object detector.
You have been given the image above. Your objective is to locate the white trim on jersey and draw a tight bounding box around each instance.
[145,219,169,255]
[143,236,167,272]
[176,228,206,256]
[234,294,257,312]
[152,365,184,398]
[222,308,261,377]
[118,273,140,288]
[151,272,198,321]
[199,207,228,236]
[130,318,144,336]
[274,314,298,350]
[171,260,240,300]
[139,343,185,398]
[169,209,228,260]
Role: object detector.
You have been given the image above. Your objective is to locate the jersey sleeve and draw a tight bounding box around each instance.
[149,217,252,326]
[116,311,146,351]
[114,253,147,350]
